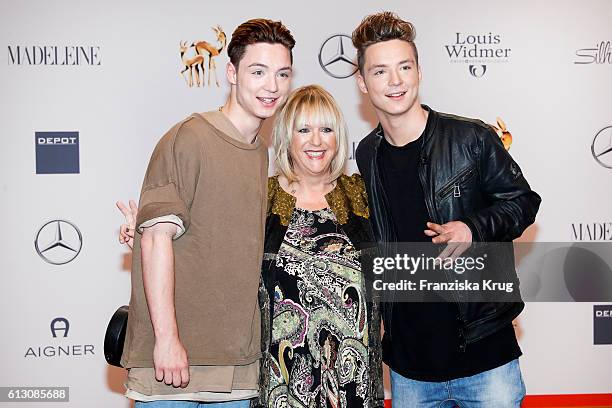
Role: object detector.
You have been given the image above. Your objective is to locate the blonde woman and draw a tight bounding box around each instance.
[260,85,383,407]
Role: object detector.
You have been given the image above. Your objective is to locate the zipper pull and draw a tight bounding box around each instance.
[453,183,461,198]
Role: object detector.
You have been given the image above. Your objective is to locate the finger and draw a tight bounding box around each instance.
[129,199,138,212]
[438,243,457,260]
[171,372,180,388]
[120,226,130,242]
[426,222,446,235]
[451,242,470,259]
[172,369,182,388]
[116,201,131,218]
[163,369,173,385]
[121,224,135,239]
[432,233,452,244]
[155,367,164,382]
[180,367,190,388]
[424,229,438,237]
[128,200,138,225]
[448,243,465,260]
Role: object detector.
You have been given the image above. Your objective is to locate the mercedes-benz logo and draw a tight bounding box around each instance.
[318,34,358,79]
[35,220,83,265]
[592,125,612,169]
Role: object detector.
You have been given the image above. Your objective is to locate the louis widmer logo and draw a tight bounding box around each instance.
[445,32,511,77]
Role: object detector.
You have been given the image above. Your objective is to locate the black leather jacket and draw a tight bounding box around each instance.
[355,105,542,346]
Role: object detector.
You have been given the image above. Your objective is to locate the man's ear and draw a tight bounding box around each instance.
[226,62,237,85]
[356,72,368,94]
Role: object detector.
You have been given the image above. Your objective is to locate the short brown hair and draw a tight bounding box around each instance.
[352,11,418,73]
[227,19,295,68]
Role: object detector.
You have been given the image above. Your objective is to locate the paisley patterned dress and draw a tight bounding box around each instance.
[265,206,370,408]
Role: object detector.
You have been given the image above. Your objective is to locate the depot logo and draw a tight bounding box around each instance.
[594,305,612,345]
[595,310,612,318]
[35,131,79,174]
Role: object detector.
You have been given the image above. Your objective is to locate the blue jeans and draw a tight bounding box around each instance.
[390,359,526,408]
[134,400,251,408]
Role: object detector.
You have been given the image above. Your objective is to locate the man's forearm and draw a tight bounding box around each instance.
[141,228,179,340]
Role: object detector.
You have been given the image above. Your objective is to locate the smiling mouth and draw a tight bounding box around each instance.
[305,150,326,159]
[257,97,278,105]
[386,91,407,98]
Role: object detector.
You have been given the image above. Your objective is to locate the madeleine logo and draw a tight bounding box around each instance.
[445,33,511,77]
[179,26,226,88]
[7,45,101,66]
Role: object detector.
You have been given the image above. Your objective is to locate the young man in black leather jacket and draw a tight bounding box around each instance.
[352,11,541,408]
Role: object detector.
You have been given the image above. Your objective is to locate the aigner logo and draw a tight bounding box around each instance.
[575,41,612,65]
[318,34,358,79]
[592,126,612,169]
[7,45,101,66]
[179,26,226,88]
[50,317,69,338]
[35,131,79,174]
[35,220,83,265]
[25,318,95,358]
[445,32,511,77]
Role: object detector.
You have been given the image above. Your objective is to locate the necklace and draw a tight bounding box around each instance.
[288,180,336,197]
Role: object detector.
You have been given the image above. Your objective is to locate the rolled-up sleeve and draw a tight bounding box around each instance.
[136,120,202,238]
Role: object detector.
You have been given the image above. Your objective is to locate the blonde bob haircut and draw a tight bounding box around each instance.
[273,85,349,183]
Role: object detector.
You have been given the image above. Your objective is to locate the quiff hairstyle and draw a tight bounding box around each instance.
[227,18,295,68]
[273,85,349,183]
[351,11,418,73]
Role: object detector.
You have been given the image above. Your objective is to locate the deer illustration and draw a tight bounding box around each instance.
[179,41,204,87]
[492,117,513,151]
[192,26,227,87]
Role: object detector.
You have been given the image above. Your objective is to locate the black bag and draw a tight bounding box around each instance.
[104,305,129,367]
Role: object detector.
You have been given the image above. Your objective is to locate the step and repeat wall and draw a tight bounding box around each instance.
[1,0,611,406]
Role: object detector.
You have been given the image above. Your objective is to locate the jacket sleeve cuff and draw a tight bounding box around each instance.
[458,216,482,242]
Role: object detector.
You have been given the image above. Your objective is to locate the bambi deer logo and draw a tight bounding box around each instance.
[179,25,227,88]
[491,117,512,151]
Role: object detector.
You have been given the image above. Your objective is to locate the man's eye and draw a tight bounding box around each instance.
[253,70,263,76]
[279,71,290,78]
[374,70,384,76]
[401,65,411,70]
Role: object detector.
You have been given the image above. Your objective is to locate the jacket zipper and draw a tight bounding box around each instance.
[419,156,468,352]
[436,166,476,200]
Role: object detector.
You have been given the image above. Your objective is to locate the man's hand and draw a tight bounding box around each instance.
[116,200,138,249]
[153,336,190,388]
[425,221,473,259]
